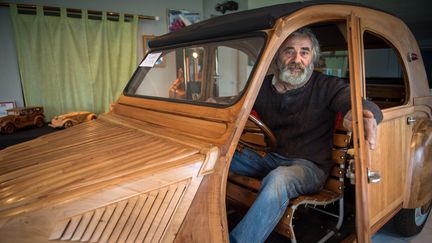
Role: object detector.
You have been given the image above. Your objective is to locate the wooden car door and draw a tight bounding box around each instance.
[350,9,416,241]
[347,13,372,243]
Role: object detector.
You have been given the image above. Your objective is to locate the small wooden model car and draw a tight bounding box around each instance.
[0,106,45,134]
[49,111,97,128]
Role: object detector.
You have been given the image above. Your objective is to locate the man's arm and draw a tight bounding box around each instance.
[327,77,383,150]
[343,108,380,150]
[342,98,382,150]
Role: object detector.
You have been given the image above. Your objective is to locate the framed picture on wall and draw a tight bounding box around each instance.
[143,35,166,67]
[0,101,16,117]
[167,9,200,32]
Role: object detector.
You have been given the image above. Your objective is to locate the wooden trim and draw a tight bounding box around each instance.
[113,103,229,140]
[117,95,239,123]
[370,203,402,235]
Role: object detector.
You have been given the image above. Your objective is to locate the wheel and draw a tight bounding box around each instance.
[35,117,44,128]
[63,121,73,128]
[393,200,432,237]
[238,114,277,153]
[3,123,15,134]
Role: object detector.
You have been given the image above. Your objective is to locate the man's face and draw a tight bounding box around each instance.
[277,35,314,86]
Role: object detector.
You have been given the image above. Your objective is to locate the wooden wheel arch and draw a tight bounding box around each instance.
[404,118,432,208]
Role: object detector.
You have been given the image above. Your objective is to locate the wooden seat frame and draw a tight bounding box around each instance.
[227,125,352,243]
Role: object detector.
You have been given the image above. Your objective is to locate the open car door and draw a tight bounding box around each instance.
[347,13,372,243]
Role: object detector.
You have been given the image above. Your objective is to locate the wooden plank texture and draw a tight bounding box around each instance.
[0,117,201,219]
[48,181,189,242]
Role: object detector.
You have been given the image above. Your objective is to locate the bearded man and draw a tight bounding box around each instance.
[229,28,383,243]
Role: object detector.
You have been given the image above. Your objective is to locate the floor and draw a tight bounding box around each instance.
[259,201,432,243]
[2,125,432,243]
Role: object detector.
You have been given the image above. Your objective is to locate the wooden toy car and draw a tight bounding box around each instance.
[49,111,97,129]
[0,106,45,134]
[0,2,431,243]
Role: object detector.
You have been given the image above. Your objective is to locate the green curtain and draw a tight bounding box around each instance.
[10,4,138,120]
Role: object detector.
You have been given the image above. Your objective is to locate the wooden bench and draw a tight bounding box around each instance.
[227,122,352,243]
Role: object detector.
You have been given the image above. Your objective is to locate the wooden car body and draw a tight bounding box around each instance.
[49,111,97,128]
[0,2,431,242]
[0,106,45,134]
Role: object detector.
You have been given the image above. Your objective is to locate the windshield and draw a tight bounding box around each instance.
[124,35,266,105]
[7,111,19,116]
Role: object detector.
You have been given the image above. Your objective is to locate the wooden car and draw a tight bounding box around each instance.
[0,2,431,243]
[0,106,45,134]
[49,111,97,129]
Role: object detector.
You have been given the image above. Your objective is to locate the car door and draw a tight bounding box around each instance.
[346,13,373,243]
[350,8,417,240]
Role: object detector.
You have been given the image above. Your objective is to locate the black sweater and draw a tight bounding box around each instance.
[253,72,383,173]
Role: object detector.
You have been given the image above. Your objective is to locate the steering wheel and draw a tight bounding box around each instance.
[238,114,277,153]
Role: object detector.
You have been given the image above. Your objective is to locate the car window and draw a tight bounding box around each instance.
[363,31,407,109]
[309,22,349,79]
[124,36,266,105]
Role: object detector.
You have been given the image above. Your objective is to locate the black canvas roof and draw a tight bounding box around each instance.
[149,1,368,48]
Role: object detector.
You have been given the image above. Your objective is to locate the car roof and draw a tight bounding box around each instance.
[149,1,380,49]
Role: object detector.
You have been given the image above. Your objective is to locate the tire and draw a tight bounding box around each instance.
[63,121,73,128]
[393,200,432,237]
[3,123,15,134]
[35,117,44,128]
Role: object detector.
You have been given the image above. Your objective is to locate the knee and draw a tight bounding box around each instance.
[262,168,288,189]
[260,167,306,198]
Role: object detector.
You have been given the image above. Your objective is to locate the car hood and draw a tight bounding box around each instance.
[54,112,88,120]
[0,113,218,241]
[0,115,11,122]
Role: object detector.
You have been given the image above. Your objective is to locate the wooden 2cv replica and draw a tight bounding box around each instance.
[0,2,431,242]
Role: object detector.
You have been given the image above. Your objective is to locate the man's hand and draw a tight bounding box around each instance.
[169,68,186,98]
[343,109,378,150]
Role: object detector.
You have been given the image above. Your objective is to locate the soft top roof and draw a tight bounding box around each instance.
[149,1,368,48]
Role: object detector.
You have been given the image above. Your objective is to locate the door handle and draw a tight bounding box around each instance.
[367,169,381,183]
[407,116,416,125]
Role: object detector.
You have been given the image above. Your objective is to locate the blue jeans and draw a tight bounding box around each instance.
[229,148,326,243]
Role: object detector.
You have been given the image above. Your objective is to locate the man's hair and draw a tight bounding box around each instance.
[286,27,321,64]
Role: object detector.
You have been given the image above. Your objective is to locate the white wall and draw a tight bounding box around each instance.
[0,0,203,106]
[203,0,248,19]
[0,7,24,107]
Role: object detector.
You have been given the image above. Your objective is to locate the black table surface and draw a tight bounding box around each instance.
[0,123,58,150]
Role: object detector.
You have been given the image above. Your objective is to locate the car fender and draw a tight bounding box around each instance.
[404,118,432,208]
[88,114,97,120]
[0,121,12,129]
[13,117,22,125]
[61,119,74,126]
[33,115,44,124]
[0,120,7,127]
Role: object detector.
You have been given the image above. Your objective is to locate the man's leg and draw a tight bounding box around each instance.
[229,159,325,243]
[230,148,275,178]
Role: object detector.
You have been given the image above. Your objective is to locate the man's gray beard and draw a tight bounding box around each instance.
[279,63,314,86]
